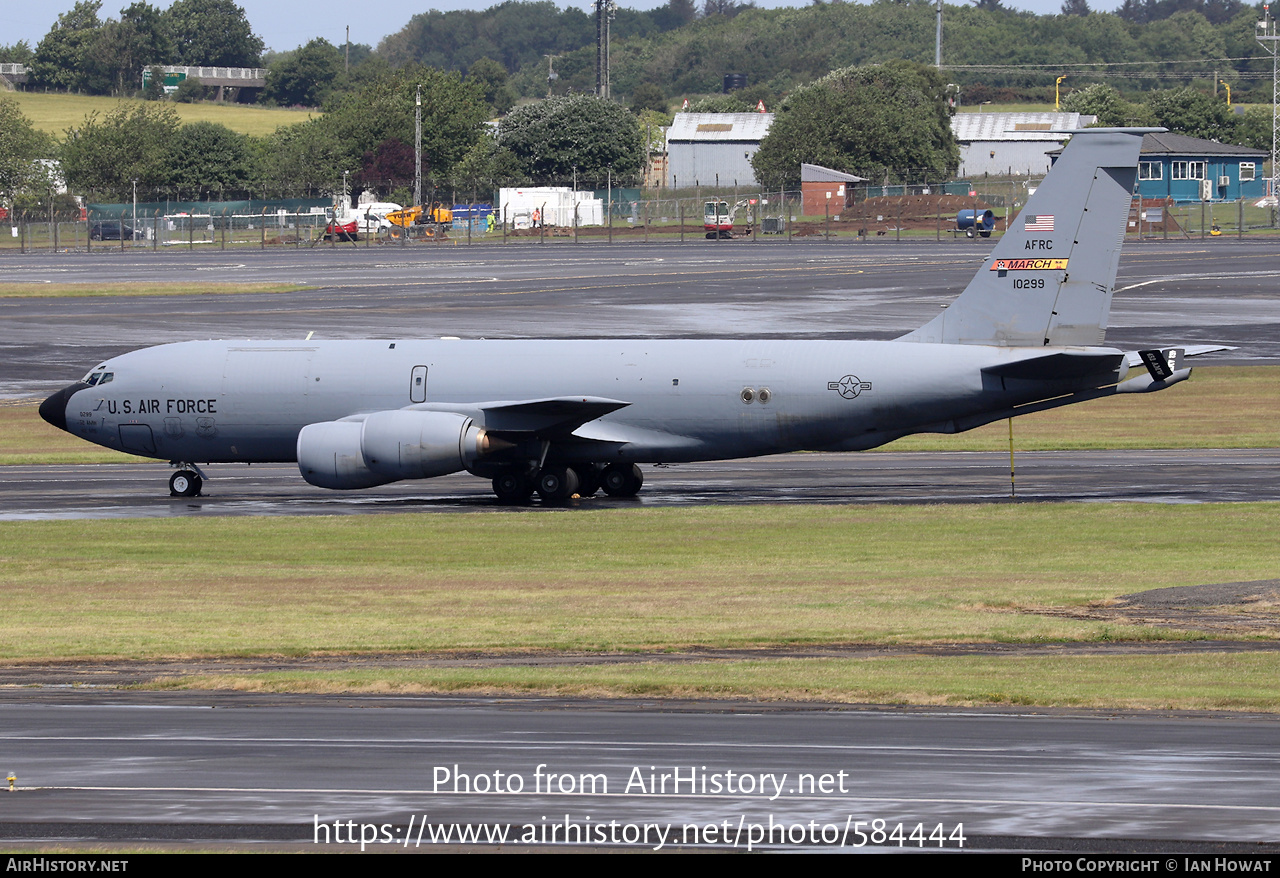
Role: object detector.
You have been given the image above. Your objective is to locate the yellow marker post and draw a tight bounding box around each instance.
[1008,418,1016,498]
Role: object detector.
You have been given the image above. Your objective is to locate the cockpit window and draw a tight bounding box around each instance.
[82,366,111,386]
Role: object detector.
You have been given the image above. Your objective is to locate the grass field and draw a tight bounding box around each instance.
[168,652,1280,712]
[9,91,315,138]
[4,366,1275,466]
[4,503,1278,708]
[4,503,1276,657]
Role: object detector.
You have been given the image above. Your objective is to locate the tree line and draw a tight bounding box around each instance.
[0,71,647,210]
[3,0,1275,111]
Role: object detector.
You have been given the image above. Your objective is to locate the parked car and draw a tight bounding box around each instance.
[90,221,142,241]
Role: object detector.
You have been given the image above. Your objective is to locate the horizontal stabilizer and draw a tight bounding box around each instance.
[1122,344,1235,370]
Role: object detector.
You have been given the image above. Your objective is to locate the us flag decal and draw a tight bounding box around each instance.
[1024,215,1055,231]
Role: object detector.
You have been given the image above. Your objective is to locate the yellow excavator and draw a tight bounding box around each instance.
[385,203,453,238]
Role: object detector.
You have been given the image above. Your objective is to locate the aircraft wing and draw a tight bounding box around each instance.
[982,350,1126,381]
[409,396,631,439]
[981,344,1235,385]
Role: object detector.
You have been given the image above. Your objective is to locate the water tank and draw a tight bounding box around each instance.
[956,209,995,238]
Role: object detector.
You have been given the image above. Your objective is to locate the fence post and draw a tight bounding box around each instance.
[574,202,579,244]
[220,209,226,250]
[1238,197,1244,239]
[261,209,266,249]
[679,201,684,243]
[19,216,25,254]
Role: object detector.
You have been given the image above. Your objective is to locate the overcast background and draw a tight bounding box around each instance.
[6,0,1118,59]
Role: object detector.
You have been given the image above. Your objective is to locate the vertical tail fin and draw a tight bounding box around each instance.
[901,128,1160,347]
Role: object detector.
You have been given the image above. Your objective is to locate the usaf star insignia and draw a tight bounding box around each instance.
[827,375,872,399]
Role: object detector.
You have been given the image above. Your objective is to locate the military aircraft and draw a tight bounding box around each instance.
[40,128,1225,504]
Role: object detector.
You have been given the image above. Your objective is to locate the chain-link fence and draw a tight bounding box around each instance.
[3,188,1276,253]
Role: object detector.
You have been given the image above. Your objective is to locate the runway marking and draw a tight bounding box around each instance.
[27,785,1280,813]
[10,732,1277,763]
[1116,269,1280,293]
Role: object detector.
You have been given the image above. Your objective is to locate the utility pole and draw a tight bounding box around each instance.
[935,0,943,68]
[545,54,558,98]
[345,25,350,74]
[414,84,423,208]
[596,0,615,98]
[1258,5,1279,221]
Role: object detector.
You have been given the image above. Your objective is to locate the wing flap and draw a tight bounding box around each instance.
[981,350,1125,381]
[410,396,631,437]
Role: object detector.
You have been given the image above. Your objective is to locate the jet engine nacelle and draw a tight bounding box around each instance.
[297,411,491,489]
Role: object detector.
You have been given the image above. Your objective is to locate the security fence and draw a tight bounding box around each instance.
[2,187,1276,253]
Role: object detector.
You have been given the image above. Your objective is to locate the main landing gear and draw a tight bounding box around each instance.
[491,462,644,505]
[168,463,206,497]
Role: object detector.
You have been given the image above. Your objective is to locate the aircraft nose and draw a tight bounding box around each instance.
[39,383,87,433]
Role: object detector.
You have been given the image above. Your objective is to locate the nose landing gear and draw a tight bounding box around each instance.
[168,463,207,497]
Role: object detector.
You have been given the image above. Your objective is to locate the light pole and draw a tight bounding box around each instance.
[1219,80,1232,108]
[1257,5,1279,215]
[1055,76,1067,111]
[414,85,422,208]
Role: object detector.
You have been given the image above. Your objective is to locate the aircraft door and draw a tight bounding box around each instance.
[118,424,156,456]
[410,365,428,403]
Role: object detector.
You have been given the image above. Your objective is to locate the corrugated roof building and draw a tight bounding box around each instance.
[666,113,774,189]
[951,112,1094,177]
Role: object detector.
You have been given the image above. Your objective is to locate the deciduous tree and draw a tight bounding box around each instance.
[61,102,180,199]
[29,1,103,92]
[165,0,263,66]
[0,99,55,204]
[166,121,251,198]
[262,38,344,107]
[751,61,958,191]
[499,94,644,185]
[1144,86,1236,141]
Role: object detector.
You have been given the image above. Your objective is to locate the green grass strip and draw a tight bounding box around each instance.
[153,651,1280,712]
[2,503,1276,661]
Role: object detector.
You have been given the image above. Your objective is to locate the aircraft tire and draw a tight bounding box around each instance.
[492,472,534,503]
[572,465,600,498]
[169,470,202,497]
[601,463,643,497]
[536,465,579,505]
